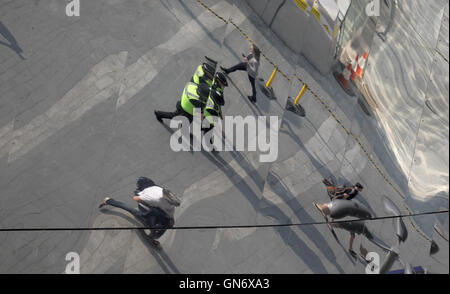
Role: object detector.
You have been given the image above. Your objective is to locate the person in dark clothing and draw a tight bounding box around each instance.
[99,177,179,247]
[220,43,260,103]
[335,183,364,200]
[99,198,172,242]
[155,100,190,122]
[323,178,364,200]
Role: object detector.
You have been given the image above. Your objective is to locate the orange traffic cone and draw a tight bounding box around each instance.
[355,52,368,79]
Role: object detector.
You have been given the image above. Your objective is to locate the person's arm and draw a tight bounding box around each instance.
[190,98,206,109]
[133,196,146,205]
[341,188,357,200]
[199,75,210,86]
[334,191,350,200]
[244,56,252,67]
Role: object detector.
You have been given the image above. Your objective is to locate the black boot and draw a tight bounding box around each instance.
[154,110,163,123]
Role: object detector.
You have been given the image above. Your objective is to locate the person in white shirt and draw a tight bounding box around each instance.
[220,43,261,103]
[98,177,179,247]
[135,185,175,219]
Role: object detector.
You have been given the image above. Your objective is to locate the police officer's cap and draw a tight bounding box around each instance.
[202,63,215,75]
[215,72,228,87]
[211,90,225,106]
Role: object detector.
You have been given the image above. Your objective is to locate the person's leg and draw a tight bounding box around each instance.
[104,198,147,222]
[155,108,182,121]
[148,228,167,240]
[349,232,355,251]
[221,62,246,74]
[314,202,331,217]
[137,213,164,247]
[144,210,172,240]
[247,75,257,101]
[360,243,369,259]
[155,101,184,121]
[176,101,193,123]
[348,232,357,256]
[149,217,174,240]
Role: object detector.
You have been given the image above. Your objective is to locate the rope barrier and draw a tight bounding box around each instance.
[1,210,447,232]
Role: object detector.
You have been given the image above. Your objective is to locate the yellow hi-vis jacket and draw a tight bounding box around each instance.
[203,95,222,127]
[192,65,213,87]
[180,82,208,116]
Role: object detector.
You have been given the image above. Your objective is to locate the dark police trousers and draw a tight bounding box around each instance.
[155,101,193,123]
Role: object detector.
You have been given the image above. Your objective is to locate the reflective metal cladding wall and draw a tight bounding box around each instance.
[245,0,342,74]
[363,0,449,224]
[246,0,449,236]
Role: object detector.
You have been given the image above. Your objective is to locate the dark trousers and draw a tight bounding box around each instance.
[224,62,257,100]
[202,125,217,150]
[106,198,171,240]
[155,101,193,123]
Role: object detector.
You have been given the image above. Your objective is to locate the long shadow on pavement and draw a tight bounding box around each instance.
[0,21,25,60]
[264,171,357,267]
[101,210,182,274]
[200,149,342,273]
[279,115,375,214]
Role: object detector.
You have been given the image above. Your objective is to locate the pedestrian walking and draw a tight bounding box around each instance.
[98,177,181,247]
[220,43,260,103]
[323,178,364,200]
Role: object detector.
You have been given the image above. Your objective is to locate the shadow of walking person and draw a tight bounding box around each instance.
[0,21,25,60]
[100,209,182,274]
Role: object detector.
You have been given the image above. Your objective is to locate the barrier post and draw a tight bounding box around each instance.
[294,84,307,105]
[265,67,278,89]
[259,66,278,99]
[286,84,307,117]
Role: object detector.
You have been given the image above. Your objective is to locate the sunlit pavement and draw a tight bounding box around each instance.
[0,0,447,273]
